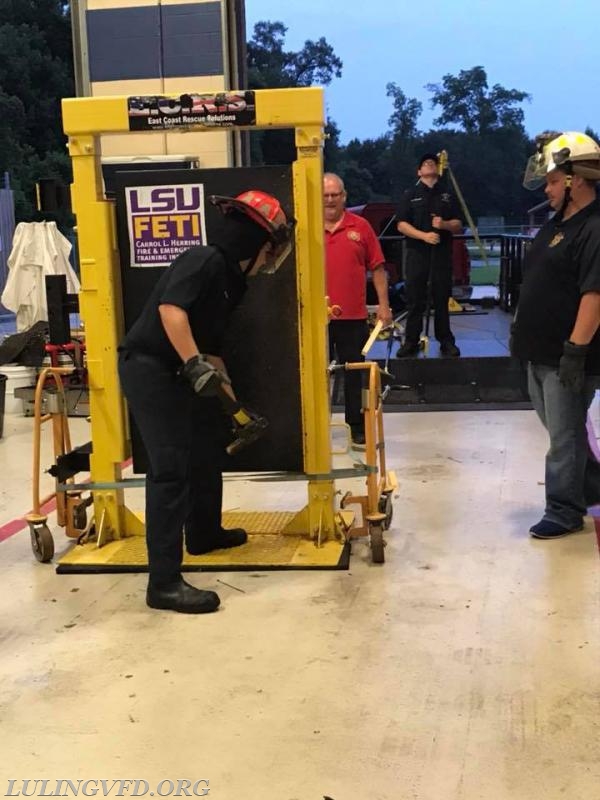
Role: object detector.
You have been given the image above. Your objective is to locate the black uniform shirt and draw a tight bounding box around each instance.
[120,245,246,368]
[512,199,600,372]
[396,179,461,263]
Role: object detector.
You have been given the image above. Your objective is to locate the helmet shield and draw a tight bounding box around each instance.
[259,236,293,275]
[523,151,551,190]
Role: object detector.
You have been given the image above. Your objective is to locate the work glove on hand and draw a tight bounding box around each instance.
[558,340,588,392]
[180,355,225,396]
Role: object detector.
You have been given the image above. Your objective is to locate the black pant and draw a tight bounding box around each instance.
[118,351,229,585]
[328,319,368,430]
[404,253,454,345]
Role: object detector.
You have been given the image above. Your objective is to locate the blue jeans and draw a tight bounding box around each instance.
[527,363,600,528]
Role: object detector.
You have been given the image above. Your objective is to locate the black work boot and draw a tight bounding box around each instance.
[186,528,248,556]
[350,427,366,450]
[146,577,220,614]
[396,340,420,358]
[529,519,583,539]
[440,340,461,357]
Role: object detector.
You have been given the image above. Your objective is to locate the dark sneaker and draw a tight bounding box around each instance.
[351,429,366,450]
[396,341,420,358]
[440,341,461,357]
[146,578,220,614]
[187,527,248,556]
[529,519,583,539]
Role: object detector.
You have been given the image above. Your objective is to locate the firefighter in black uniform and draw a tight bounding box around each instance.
[118,190,294,613]
[512,131,600,539]
[396,153,462,357]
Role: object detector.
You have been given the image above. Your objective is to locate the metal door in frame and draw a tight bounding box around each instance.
[113,165,303,474]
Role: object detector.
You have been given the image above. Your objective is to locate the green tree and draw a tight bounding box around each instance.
[0,0,71,47]
[386,82,422,138]
[324,85,421,203]
[425,66,530,135]
[339,160,377,207]
[585,126,600,143]
[341,136,393,204]
[0,0,73,220]
[383,84,425,201]
[248,21,342,89]
[323,118,344,174]
[247,21,342,165]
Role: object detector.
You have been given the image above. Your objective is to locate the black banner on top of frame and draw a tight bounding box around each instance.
[127,91,256,131]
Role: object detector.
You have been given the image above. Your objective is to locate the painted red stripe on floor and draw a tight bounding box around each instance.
[0,459,132,545]
[0,518,26,543]
[0,497,58,542]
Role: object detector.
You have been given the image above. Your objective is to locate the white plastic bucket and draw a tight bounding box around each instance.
[0,364,37,414]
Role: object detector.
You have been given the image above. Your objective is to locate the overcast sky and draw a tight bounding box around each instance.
[244,0,600,144]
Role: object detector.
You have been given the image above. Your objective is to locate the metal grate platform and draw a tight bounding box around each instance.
[56,510,350,573]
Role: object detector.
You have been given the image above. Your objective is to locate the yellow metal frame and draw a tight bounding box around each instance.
[62,87,340,546]
[27,367,76,530]
[340,362,397,539]
[25,367,92,563]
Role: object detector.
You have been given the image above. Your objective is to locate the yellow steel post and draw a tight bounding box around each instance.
[68,134,127,540]
[293,123,336,543]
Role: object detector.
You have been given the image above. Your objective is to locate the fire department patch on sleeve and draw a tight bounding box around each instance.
[348,230,361,241]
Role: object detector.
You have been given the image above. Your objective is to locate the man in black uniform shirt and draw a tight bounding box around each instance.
[513,131,600,539]
[118,190,294,612]
[396,153,462,357]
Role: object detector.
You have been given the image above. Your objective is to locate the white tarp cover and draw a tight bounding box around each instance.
[1,221,80,332]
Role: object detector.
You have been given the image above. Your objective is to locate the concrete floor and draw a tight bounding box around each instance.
[0,405,599,800]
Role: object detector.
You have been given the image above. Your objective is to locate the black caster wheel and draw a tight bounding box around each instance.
[73,505,88,530]
[369,523,385,564]
[378,493,394,530]
[29,523,54,563]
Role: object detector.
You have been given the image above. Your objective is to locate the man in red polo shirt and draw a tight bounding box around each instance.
[324,172,392,449]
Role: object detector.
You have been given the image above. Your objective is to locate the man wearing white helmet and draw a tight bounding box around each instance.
[512,131,600,539]
[118,190,295,611]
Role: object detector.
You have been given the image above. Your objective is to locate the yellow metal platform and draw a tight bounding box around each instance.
[56,511,350,573]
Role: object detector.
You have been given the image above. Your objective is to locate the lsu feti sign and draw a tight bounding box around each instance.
[126,184,207,267]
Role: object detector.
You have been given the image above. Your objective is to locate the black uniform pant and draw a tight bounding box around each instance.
[118,350,229,585]
[329,319,368,430]
[404,254,454,346]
